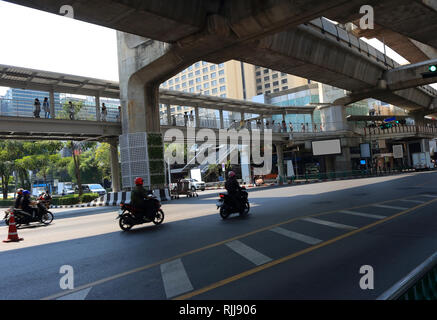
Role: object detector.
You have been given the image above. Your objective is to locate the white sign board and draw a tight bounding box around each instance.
[190,168,202,182]
[393,145,403,159]
[312,139,342,156]
[287,160,295,177]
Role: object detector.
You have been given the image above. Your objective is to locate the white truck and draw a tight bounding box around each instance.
[412,152,433,170]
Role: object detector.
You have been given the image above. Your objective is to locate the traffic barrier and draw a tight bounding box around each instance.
[50,188,171,209]
[3,211,23,243]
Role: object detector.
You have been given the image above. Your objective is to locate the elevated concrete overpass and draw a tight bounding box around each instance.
[4,0,437,190]
[344,0,437,63]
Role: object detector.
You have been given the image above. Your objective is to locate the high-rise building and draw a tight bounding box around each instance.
[158,60,308,122]
[254,66,309,96]
[3,88,61,117]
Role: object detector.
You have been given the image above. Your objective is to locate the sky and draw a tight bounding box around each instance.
[0,1,434,96]
[0,1,119,95]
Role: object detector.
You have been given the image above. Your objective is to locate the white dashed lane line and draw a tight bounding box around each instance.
[371,204,408,211]
[160,259,194,299]
[398,199,426,204]
[338,210,386,220]
[270,227,323,245]
[225,240,272,266]
[300,217,358,231]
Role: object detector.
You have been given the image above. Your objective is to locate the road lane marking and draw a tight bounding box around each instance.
[270,227,323,245]
[225,240,272,266]
[371,204,408,210]
[56,287,92,300]
[174,197,437,300]
[160,259,193,299]
[301,217,357,230]
[41,193,433,300]
[421,195,437,198]
[339,210,386,220]
[398,199,426,204]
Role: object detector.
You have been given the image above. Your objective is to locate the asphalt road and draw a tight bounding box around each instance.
[1,171,437,300]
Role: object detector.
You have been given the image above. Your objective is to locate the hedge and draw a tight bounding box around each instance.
[0,200,14,208]
[51,193,99,206]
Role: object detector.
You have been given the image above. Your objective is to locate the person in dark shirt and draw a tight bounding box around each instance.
[14,189,24,209]
[225,171,243,212]
[130,177,154,219]
[19,190,36,219]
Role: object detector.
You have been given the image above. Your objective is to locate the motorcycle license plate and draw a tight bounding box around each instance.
[216,201,223,207]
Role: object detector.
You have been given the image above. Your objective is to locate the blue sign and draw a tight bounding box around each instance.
[384,117,396,122]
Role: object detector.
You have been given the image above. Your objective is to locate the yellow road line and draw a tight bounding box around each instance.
[41,194,432,300]
[174,197,437,300]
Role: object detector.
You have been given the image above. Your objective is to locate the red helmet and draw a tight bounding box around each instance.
[228,171,236,178]
[134,177,143,186]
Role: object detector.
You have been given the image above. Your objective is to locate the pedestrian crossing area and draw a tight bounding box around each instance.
[61,193,437,300]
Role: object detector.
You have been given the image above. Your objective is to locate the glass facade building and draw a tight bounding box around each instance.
[2,88,61,117]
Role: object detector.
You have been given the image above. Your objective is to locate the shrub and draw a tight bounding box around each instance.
[0,200,14,208]
[52,196,80,206]
[79,193,100,203]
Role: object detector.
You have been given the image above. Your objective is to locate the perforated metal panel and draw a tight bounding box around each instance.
[120,132,150,189]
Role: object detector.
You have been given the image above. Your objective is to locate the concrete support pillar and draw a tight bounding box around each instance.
[413,112,425,126]
[240,145,251,185]
[310,113,314,132]
[195,106,200,128]
[275,143,285,184]
[334,145,352,172]
[96,95,101,121]
[49,89,55,119]
[219,109,224,129]
[117,32,173,190]
[319,105,347,132]
[241,112,245,121]
[166,104,172,126]
[109,139,121,192]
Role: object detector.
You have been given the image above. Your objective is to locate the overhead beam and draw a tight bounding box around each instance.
[383,59,437,91]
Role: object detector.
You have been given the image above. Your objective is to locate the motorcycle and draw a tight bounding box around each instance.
[217,187,250,219]
[3,202,54,227]
[117,195,164,231]
[38,193,52,210]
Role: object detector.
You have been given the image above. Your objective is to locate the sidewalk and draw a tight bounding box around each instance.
[205,169,421,191]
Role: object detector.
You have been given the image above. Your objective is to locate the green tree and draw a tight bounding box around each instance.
[0,141,23,199]
[59,101,84,120]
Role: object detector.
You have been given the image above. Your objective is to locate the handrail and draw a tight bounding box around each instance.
[377,251,437,300]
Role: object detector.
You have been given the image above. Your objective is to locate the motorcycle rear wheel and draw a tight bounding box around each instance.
[219,207,230,220]
[119,214,134,231]
[240,202,250,216]
[40,212,54,225]
[153,209,165,225]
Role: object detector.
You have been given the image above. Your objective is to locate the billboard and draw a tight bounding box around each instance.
[312,139,342,156]
[360,143,371,158]
[393,145,403,159]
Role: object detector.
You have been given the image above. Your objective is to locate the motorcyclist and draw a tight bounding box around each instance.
[225,171,243,212]
[14,189,24,209]
[19,190,37,219]
[130,177,154,220]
